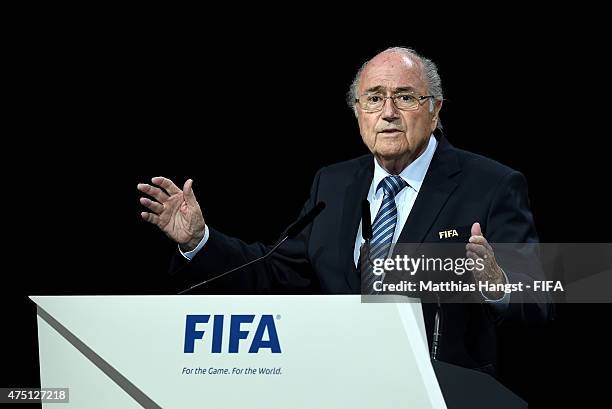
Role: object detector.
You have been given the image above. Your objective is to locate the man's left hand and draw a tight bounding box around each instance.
[465,222,506,300]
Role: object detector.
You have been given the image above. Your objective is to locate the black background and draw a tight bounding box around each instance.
[3,14,610,408]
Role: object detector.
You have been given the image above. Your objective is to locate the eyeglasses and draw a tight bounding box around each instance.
[356,92,435,112]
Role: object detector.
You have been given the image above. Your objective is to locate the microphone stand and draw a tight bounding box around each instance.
[431,294,442,360]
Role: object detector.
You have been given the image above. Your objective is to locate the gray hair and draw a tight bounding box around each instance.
[347,47,444,130]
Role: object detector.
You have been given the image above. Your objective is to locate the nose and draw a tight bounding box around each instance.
[381,96,400,122]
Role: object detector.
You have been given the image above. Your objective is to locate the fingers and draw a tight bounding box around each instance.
[469,235,487,245]
[141,211,160,225]
[183,179,198,207]
[137,183,169,203]
[152,176,181,195]
[466,250,480,261]
[466,242,488,258]
[469,235,492,250]
[469,235,492,252]
[138,177,197,230]
[139,197,164,214]
[471,222,482,237]
[469,222,492,252]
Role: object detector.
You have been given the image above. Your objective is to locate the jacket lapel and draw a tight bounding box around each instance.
[397,136,461,244]
[338,156,373,292]
[336,136,461,291]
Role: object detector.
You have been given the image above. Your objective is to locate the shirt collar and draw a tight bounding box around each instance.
[371,134,438,196]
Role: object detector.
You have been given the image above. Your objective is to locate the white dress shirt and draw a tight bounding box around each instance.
[352,134,438,267]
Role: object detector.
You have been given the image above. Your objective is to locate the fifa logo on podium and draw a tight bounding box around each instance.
[183,314,281,354]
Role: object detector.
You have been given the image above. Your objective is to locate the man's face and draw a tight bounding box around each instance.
[356,52,441,165]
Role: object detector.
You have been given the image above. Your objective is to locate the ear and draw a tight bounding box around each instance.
[432,99,443,117]
[430,99,443,130]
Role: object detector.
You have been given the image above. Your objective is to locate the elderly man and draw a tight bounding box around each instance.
[138,47,547,375]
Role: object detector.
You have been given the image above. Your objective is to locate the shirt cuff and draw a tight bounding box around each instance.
[481,268,510,311]
[179,225,209,260]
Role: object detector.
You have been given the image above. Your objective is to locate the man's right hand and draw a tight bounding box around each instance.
[138,177,205,252]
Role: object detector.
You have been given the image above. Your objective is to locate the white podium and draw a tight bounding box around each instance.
[31,295,447,409]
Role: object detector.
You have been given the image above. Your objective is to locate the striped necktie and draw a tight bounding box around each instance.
[364,175,409,293]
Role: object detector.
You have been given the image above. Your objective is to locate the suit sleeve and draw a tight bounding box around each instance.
[166,170,324,294]
[485,170,552,323]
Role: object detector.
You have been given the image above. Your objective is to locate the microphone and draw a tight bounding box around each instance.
[360,199,374,270]
[286,202,326,239]
[361,199,372,242]
[177,201,326,295]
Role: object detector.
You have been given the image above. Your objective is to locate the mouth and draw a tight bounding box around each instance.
[378,129,404,135]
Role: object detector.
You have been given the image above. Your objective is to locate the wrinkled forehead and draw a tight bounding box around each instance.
[359,53,427,94]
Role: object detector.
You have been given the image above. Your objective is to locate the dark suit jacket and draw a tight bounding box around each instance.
[170,134,549,375]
